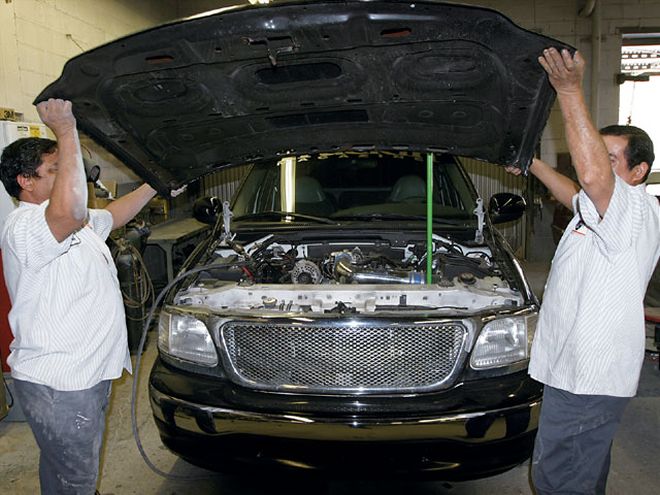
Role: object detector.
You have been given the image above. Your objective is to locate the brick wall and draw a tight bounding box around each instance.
[0,0,179,183]
[0,0,179,122]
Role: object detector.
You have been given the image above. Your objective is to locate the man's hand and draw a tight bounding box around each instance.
[504,165,523,176]
[105,184,157,230]
[36,98,76,137]
[170,185,187,198]
[537,48,585,96]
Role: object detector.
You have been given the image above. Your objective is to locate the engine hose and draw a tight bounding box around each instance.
[131,263,223,481]
[159,219,224,303]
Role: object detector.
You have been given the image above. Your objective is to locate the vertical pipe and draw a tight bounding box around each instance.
[591,0,601,125]
[426,153,433,284]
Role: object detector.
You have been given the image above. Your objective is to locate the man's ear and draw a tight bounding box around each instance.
[16,174,34,192]
[633,161,650,184]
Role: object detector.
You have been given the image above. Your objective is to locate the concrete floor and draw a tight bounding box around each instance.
[1,261,659,494]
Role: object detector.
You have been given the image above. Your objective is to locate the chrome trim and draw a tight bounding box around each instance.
[150,387,541,442]
[511,255,535,302]
[215,317,471,395]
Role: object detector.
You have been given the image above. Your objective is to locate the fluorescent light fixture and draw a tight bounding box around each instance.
[280,156,296,213]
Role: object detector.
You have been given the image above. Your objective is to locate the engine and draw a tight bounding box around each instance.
[175,234,524,314]
[208,235,501,287]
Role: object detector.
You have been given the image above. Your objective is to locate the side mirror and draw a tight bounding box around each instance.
[193,196,221,225]
[488,192,526,224]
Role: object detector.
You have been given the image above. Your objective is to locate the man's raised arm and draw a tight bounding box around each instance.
[38,99,88,242]
[538,48,614,217]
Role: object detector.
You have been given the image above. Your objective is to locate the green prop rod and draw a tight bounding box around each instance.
[426,153,433,284]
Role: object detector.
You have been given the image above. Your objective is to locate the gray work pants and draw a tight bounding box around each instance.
[13,378,112,495]
[532,384,630,495]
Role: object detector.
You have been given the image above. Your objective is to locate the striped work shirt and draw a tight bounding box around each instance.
[1,200,130,391]
[529,176,660,397]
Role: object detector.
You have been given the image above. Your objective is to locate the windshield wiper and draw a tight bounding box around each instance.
[331,213,469,225]
[233,211,335,224]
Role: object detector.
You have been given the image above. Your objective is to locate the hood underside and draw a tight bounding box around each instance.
[35,0,573,194]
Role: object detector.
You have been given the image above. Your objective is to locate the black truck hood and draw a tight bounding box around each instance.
[35,0,572,194]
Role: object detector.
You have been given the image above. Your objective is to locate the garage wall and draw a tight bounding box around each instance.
[0,0,179,185]
[469,0,660,168]
[0,0,179,122]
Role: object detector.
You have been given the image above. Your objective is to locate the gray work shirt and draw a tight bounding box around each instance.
[529,176,660,397]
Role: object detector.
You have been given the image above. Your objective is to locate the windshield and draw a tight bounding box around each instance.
[232,152,478,225]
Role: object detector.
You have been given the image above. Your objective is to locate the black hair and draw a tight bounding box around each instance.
[0,137,57,199]
[599,125,655,183]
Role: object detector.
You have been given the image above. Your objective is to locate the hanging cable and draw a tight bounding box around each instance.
[130,263,224,481]
[129,207,226,479]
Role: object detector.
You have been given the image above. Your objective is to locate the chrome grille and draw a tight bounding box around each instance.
[220,321,467,393]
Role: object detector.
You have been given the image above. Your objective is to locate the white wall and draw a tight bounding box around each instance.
[0,0,180,121]
[0,0,179,184]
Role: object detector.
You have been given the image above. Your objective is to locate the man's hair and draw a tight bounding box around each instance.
[599,124,655,183]
[0,137,57,199]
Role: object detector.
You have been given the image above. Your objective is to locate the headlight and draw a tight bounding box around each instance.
[158,311,218,366]
[470,315,537,369]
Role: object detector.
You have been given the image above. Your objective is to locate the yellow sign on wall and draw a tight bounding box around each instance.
[0,107,16,122]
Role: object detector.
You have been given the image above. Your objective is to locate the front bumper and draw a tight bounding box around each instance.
[149,358,542,478]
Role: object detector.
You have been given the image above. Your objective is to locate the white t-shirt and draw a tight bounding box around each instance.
[1,200,131,391]
[529,176,660,397]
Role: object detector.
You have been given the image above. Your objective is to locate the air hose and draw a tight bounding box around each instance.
[130,263,221,481]
[110,234,154,353]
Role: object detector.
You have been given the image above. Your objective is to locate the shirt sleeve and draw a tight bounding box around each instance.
[5,202,73,270]
[576,175,638,256]
[87,208,114,240]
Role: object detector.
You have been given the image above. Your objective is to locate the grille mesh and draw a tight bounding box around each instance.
[220,322,466,393]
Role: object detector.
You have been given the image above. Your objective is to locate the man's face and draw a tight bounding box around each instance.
[603,134,642,186]
[27,150,59,203]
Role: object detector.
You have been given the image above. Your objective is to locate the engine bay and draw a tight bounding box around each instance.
[173,233,525,315]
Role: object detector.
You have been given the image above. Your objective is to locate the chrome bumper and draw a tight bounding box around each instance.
[150,386,541,442]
